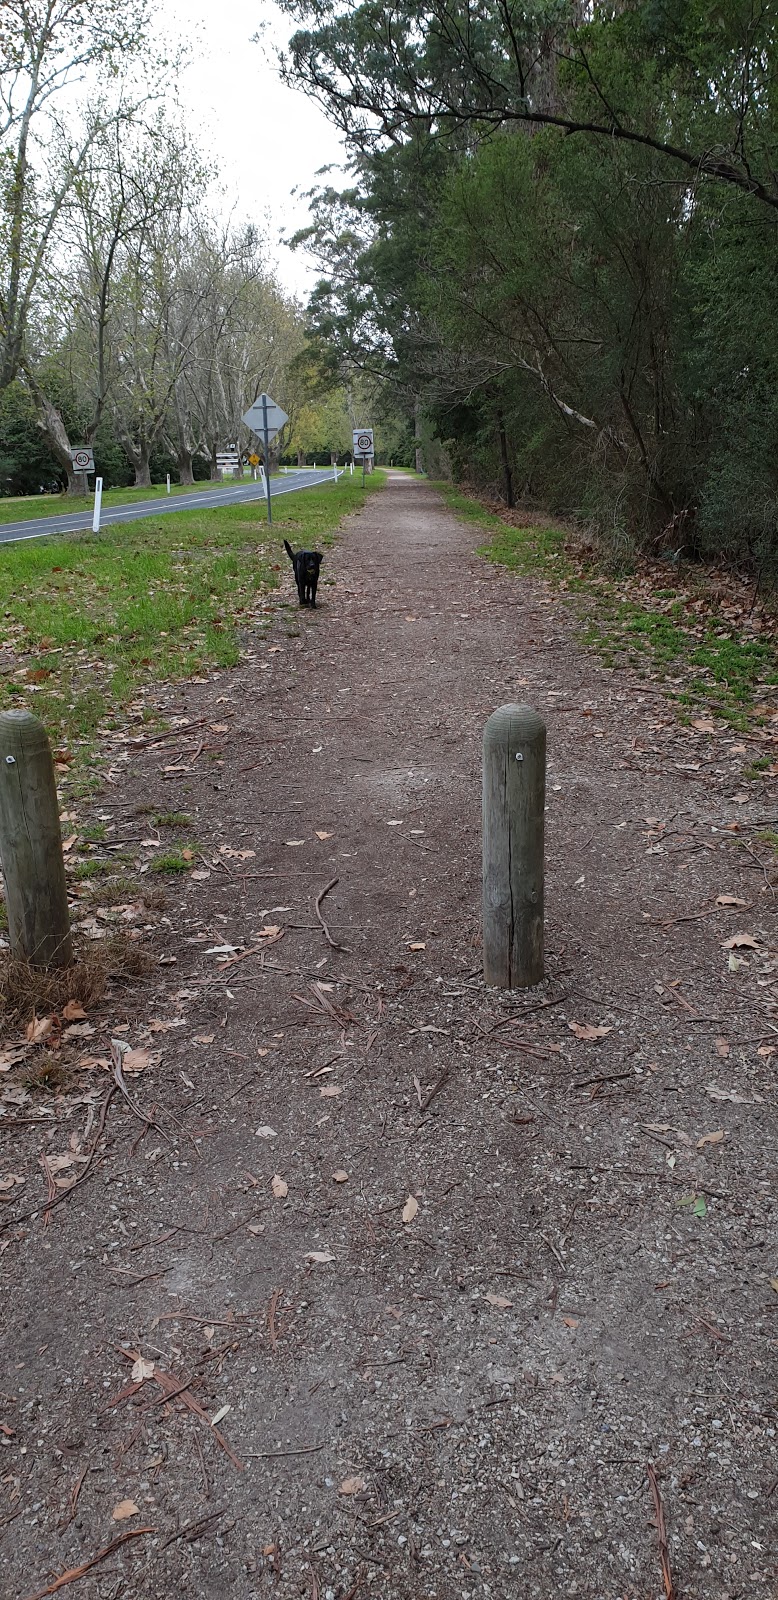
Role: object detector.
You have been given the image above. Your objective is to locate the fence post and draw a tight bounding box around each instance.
[483,703,546,988]
[0,711,73,968]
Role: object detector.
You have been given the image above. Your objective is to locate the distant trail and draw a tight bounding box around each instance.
[0,468,331,546]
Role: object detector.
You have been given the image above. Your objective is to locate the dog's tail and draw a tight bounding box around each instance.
[283,539,295,564]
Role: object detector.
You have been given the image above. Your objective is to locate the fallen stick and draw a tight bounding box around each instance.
[315,876,351,954]
[647,1462,676,1600]
[418,1068,451,1113]
[21,1527,154,1600]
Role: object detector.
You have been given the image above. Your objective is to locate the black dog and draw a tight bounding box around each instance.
[284,539,323,607]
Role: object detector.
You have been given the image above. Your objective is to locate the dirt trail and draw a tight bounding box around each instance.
[2,473,777,1600]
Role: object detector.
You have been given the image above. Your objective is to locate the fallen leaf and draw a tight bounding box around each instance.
[62,1001,87,1021]
[568,1021,612,1041]
[285,839,305,847]
[306,1250,335,1264]
[484,1292,512,1309]
[691,718,716,732]
[0,1174,24,1193]
[64,1021,95,1039]
[122,1049,150,1075]
[770,1279,778,1293]
[696,1129,725,1149]
[723,932,760,950]
[193,1034,215,1045]
[211,1404,230,1426]
[255,1125,277,1139]
[315,830,333,840]
[338,1476,366,1495]
[332,1170,349,1183]
[408,942,426,952]
[26,1014,53,1043]
[561,1316,579,1329]
[714,1038,730,1058]
[402,1195,418,1224]
[716,894,748,908]
[271,1174,288,1198]
[61,833,77,851]
[112,1499,139,1521]
[386,820,403,827]
[247,1222,264,1236]
[319,1085,342,1098]
[131,1357,155,1383]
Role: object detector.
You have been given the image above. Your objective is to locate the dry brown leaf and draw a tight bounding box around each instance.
[691,719,716,732]
[319,1085,342,1098]
[484,1292,512,1309]
[306,1250,335,1264]
[0,1174,24,1193]
[285,839,305,847]
[568,1021,612,1041]
[271,1174,288,1198]
[332,1170,348,1183]
[111,1499,140,1521]
[408,942,426,952]
[193,1034,215,1045]
[64,1021,95,1039]
[723,932,759,950]
[338,1476,365,1495]
[26,1014,53,1043]
[402,1195,418,1225]
[716,894,747,908]
[315,830,333,840]
[561,1316,579,1329]
[714,1038,730,1058]
[697,1129,725,1149]
[131,1357,155,1382]
[62,1000,87,1021]
[122,1049,150,1075]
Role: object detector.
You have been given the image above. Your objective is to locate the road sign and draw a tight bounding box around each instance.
[248,453,260,467]
[70,446,95,473]
[353,429,374,457]
[216,452,240,471]
[242,394,288,443]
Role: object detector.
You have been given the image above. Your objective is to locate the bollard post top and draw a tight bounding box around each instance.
[484,703,546,747]
[0,708,50,755]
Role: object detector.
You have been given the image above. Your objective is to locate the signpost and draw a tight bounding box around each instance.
[242,394,288,524]
[216,449,240,478]
[353,428,374,486]
[69,446,95,495]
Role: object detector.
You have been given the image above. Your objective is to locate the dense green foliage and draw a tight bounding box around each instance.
[282,0,778,566]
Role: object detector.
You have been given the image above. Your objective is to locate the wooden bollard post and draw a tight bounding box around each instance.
[483,703,546,988]
[0,710,73,968]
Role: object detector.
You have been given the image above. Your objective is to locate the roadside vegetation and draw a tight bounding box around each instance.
[0,475,383,788]
[438,484,778,735]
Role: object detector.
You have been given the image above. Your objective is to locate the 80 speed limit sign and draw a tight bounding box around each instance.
[70,446,95,472]
[353,428,374,456]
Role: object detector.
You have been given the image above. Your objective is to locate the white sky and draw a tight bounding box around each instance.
[161,0,348,298]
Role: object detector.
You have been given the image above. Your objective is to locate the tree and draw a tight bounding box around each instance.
[0,0,155,391]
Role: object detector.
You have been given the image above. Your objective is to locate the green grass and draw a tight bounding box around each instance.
[439,481,778,730]
[148,848,194,875]
[0,478,245,524]
[0,473,384,777]
[154,811,192,828]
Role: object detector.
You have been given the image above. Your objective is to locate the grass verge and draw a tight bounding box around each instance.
[0,473,384,780]
[436,483,778,731]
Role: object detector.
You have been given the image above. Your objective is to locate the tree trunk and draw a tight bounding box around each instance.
[414,395,424,474]
[498,413,514,508]
[134,454,151,488]
[297,448,305,467]
[28,382,78,493]
[176,449,194,486]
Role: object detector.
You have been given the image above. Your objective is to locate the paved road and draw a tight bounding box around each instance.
[0,469,334,546]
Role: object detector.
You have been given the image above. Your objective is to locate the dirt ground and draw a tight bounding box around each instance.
[1,472,777,1600]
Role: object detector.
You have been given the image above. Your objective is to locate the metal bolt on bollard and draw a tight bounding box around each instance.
[482,703,546,989]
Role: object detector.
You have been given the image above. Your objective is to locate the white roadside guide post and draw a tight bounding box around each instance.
[241,394,288,525]
[92,476,103,533]
[166,473,171,494]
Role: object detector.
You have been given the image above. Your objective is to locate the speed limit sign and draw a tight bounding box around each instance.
[353,428,374,456]
[70,446,95,473]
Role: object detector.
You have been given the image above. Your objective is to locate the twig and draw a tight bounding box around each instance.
[111,1047,171,1145]
[267,1286,283,1351]
[315,876,351,954]
[540,1233,566,1272]
[647,1462,676,1600]
[58,1465,88,1531]
[573,1070,635,1090]
[418,1067,451,1113]
[245,1443,325,1459]
[21,1528,154,1600]
[157,1507,227,1552]
[2,1087,115,1232]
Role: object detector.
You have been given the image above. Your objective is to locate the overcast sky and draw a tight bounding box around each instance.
[161,0,348,299]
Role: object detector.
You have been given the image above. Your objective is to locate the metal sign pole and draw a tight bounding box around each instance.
[262,393,272,525]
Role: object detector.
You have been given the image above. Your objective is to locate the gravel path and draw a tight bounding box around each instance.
[2,472,776,1600]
